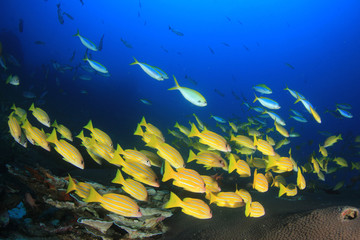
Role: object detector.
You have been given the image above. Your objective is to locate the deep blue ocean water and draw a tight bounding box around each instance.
[1,0,359,198]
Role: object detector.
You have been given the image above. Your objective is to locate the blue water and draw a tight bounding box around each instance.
[1,1,359,186]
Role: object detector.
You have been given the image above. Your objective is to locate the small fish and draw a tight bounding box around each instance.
[210,115,226,123]
[333,157,348,168]
[336,108,353,118]
[19,19,24,33]
[284,85,305,100]
[8,112,24,147]
[208,46,215,54]
[164,192,211,219]
[79,75,92,81]
[245,201,265,218]
[84,120,113,147]
[209,191,244,208]
[130,57,167,81]
[333,181,344,191]
[74,30,98,51]
[98,34,105,51]
[34,41,46,45]
[57,4,64,24]
[253,169,268,192]
[228,154,251,177]
[69,50,76,61]
[289,115,307,123]
[52,120,73,141]
[29,103,50,127]
[6,75,20,86]
[0,56,7,70]
[83,54,108,74]
[22,120,50,151]
[63,12,74,20]
[47,129,84,169]
[336,103,352,110]
[169,76,206,107]
[188,150,225,169]
[112,169,148,201]
[184,75,198,85]
[254,94,280,110]
[214,89,225,97]
[221,42,230,47]
[193,113,205,130]
[189,123,231,152]
[84,186,142,217]
[121,38,133,48]
[225,16,231,22]
[242,44,250,51]
[319,145,328,157]
[162,161,206,193]
[323,134,342,148]
[230,134,256,150]
[174,122,190,136]
[274,121,289,137]
[116,144,150,166]
[253,84,272,94]
[263,110,286,126]
[66,175,92,198]
[297,168,306,190]
[168,26,184,36]
[284,63,295,69]
[138,117,165,141]
[254,135,275,156]
[278,183,297,197]
[140,99,152,105]
[79,0,84,6]
[201,175,221,193]
[235,189,252,203]
[310,106,321,124]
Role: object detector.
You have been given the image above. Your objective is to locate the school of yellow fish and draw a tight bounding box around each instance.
[6,82,359,220]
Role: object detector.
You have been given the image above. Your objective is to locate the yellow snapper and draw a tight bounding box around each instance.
[8,112,23,147]
[193,113,205,130]
[22,120,50,151]
[235,189,252,203]
[189,123,231,152]
[52,120,73,141]
[209,191,244,208]
[201,175,221,193]
[323,134,342,148]
[230,134,256,150]
[84,186,142,218]
[174,122,190,136]
[139,117,165,141]
[297,168,306,190]
[134,123,164,144]
[271,175,287,188]
[11,104,27,120]
[112,169,148,201]
[168,76,207,107]
[146,136,185,169]
[116,144,150,166]
[333,157,348,168]
[29,103,50,127]
[164,192,212,219]
[310,105,321,124]
[162,161,206,193]
[274,121,289,138]
[111,154,159,187]
[319,145,328,157]
[228,153,251,177]
[130,57,168,81]
[140,150,163,167]
[266,157,294,173]
[278,183,298,197]
[66,174,92,198]
[254,136,275,156]
[84,120,113,147]
[188,150,225,169]
[47,129,84,169]
[245,201,265,218]
[253,169,268,192]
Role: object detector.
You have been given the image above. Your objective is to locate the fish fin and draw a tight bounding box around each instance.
[174,122,180,129]
[11,103,16,111]
[209,192,217,204]
[111,169,125,185]
[284,84,289,91]
[83,186,103,203]
[66,174,77,194]
[228,154,236,173]
[162,161,175,182]
[253,93,258,103]
[110,152,125,166]
[46,129,58,144]
[145,135,159,149]
[29,103,35,111]
[168,75,180,90]
[338,134,342,140]
[76,130,85,141]
[73,29,80,37]
[164,192,182,209]
[84,120,93,131]
[245,201,251,217]
[130,57,139,65]
[116,144,125,154]
[134,124,144,136]
[51,119,58,128]
[278,183,286,197]
[6,75,11,84]
[139,116,147,126]
[188,123,200,138]
[187,149,196,163]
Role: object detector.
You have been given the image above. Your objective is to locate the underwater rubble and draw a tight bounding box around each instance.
[0,164,172,239]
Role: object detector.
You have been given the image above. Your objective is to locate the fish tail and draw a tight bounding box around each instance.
[73,29,80,37]
[112,169,125,185]
[51,119,58,128]
[110,152,125,166]
[228,154,236,173]
[188,123,200,138]
[83,186,103,203]
[253,135,258,146]
[66,174,78,194]
[162,161,175,182]
[230,133,236,142]
[338,134,342,140]
[6,75,11,84]
[10,103,16,111]
[284,84,289,91]
[174,122,180,129]
[209,192,217,204]
[245,201,251,217]
[29,103,35,112]
[294,94,302,104]
[139,116,147,126]
[168,75,180,91]
[134,124,144,136]
[187,149,196,163]
[278,183,286,197]
[145,135,159,149]
[164,192,182,209]
[253,93,258,103]
[46,129,58,144]
[351,162,355,170]
[116,144,125,155]
[76,130,85,141]
[129,57,139,65]
[84,120,93,131]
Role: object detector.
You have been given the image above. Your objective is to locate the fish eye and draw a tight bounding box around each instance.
[81,160,84,164]
[138,209,141,212]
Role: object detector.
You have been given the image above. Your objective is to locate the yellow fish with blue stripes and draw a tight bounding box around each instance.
[112,169,148,201]
[29,103,50,127]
